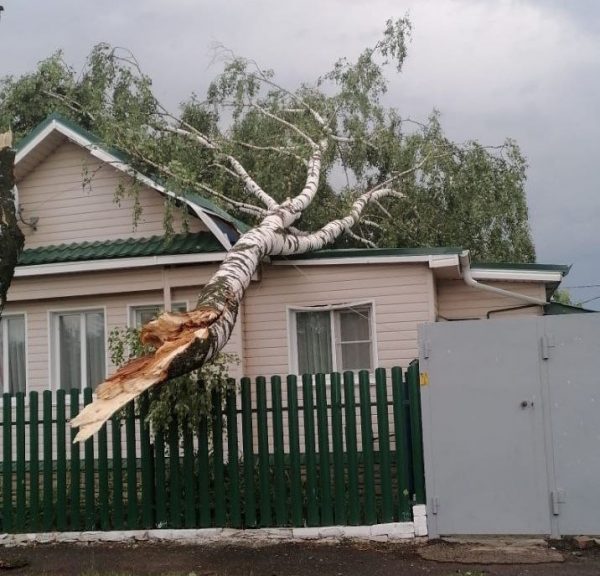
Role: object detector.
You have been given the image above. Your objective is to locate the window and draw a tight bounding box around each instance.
[291,304,374,374]
[53,310,105,391]
[129,302,187,328]
[0,315,26,394]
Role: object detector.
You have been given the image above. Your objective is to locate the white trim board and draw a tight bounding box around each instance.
[14,252,228,277]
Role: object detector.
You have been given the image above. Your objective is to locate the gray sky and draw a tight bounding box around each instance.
[1,0,599,307]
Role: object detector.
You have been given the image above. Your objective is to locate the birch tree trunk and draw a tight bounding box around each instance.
[0,131,24,318]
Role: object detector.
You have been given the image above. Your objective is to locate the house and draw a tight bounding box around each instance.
[0,114,571,396]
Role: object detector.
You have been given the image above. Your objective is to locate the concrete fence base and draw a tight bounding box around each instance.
[0,506,427,547]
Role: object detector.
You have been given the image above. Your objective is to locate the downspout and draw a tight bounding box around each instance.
[459,250,548,306]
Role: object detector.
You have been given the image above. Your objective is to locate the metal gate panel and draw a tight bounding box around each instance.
[544,315,600,535]
[420,319,551,536]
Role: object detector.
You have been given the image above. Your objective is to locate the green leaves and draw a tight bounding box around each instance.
[108,325,238,438]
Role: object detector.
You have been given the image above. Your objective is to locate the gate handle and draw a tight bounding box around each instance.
[520,400,534,409]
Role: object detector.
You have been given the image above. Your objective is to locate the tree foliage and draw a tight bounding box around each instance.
[0,23,535,262]
[108,326,236,437]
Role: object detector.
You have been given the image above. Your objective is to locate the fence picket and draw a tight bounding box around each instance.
[139,394,154,529]
[55,389,67,531]
[83,388,96,530]
[241,377,256,528]
[111,414,124,530]
[375,368,393,522]
[182,422,196,528]
[212,390,226,527]
[29,391,40,532]
[407,362,426,504]
[226,386,241,528]
[391,367,411,521]
[69,389,81,530]
[197,415,211,527]
[168,415,181,528]
[330,372,346,525]
[286,375,302,527]
[271,376,287,526]
[359,371,376,524]
[2,392,12,532]
[343,372,360,525]
[15,392,26,532]
[302,374,319,526]
[316,373,333,526]
[153,431,167,528]
[256,377,272,527]
[98,417,110,530]
[42,390,53,531]
[125,401,138,529]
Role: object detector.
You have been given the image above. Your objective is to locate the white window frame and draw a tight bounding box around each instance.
[126,301,188,328]
[49,306,108,392]
[0,312,28,394]
[287,300,378,375]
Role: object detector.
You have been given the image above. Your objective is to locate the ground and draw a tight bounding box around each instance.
[1,539,599,576]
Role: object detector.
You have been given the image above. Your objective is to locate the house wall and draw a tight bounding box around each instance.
[3,264,244,394]
[436,280,546,320]
[243,262,436,379]
[16,141,204,248]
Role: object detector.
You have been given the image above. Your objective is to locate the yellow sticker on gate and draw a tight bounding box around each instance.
[420,372,429,387]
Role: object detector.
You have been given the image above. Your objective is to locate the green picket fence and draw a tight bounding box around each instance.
[0,364,425,533]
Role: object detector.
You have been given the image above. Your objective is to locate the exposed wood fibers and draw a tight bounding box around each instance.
[70,309,216,443]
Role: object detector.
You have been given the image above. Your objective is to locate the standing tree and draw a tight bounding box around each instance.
[0,19,535,440]
[0,131,24,318]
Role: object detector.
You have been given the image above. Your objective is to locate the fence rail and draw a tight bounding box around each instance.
[0,364,424,533]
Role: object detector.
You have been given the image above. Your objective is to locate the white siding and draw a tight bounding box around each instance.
[437,280,547,320]
[16,141,204,248]
[243,262,435,378]
[3,265,244,394]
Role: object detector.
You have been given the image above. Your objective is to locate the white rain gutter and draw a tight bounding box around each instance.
[459,250,548,306]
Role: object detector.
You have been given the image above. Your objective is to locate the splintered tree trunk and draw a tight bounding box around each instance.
[0,131,25,318]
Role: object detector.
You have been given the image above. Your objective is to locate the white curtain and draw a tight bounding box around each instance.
[296,311,333,374]
[7,316,26,394]
[59,314,81,391]
[85,311,105,389]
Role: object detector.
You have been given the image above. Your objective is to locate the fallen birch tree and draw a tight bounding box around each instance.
[64,19,530,441]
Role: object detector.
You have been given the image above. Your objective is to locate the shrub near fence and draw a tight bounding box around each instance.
[0,364,425,533]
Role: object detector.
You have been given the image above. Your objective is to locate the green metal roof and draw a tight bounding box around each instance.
[18,233,223,266]
[275,248,571,275]
[273,247,463,260]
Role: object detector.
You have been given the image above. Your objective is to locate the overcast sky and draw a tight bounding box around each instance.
[1,0,598,307]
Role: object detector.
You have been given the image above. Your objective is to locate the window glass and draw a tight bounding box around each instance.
[85,311,106,389]
[59,313,82,391]
[0,315,26,394]
[131,303,187,328]
[339,307,371,342]
[56,311,105,390]
[296,311,333,375]
[294,304,373,374]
